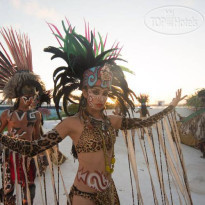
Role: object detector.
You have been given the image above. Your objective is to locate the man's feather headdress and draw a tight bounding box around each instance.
[0,27,49,105]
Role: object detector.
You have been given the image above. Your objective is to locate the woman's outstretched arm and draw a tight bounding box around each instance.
[0,129,63,157]
[110,89,186,130]
[120,105,174,129]
[0,117,74,157]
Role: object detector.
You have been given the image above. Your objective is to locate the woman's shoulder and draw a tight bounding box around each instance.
[108,114,122,129]
[61,113,83,126]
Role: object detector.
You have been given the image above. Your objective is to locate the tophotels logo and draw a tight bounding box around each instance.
[144,6,204,35]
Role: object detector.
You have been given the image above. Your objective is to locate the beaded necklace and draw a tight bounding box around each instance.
[83,110,116,174]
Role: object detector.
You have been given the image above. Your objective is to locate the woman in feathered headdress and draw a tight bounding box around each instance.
[0,21,185,205]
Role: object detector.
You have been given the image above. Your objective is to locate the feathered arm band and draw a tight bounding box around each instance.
[0,129,63,157]
[121,105,174,130]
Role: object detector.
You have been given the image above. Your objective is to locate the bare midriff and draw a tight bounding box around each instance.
[74,150,113,193]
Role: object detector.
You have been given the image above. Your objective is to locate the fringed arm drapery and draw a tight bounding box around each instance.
[121,110,193,205]
[121,105,174,130]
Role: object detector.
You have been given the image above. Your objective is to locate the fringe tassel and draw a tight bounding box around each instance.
[2,148,6,201]
[122,130,144,205]
[136,129,160,205]
[121,111,192,205]
[171,113,193,204]
[12,152,20,205]
[157,121,189,203]
[43,172,48,205]
[53,147,70,204]
[45,150,58,205]
[22,156,31,205]
[145,127,170,204]
[124,133,135,205]
[34,156,46,205]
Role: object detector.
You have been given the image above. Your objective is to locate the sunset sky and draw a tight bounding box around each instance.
[0,0,204,104]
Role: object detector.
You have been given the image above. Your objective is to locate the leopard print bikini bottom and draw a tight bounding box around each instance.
[69,179,120,205]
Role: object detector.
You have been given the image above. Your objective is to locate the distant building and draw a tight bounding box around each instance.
[158,100,165,106]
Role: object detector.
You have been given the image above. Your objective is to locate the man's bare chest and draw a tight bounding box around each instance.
[6,109,38,138]
[7,109,38,128]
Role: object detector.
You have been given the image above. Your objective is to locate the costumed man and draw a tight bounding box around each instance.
[0,21,189,205]
[136,94,150,118]
[0,28,47,204]
[179,89,205,158]
[134,94,150,139]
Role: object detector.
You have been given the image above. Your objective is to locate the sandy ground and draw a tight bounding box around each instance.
[2,107,205,205]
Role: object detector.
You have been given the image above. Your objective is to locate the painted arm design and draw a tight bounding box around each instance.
[0,129,63,157]
[121,105,174,130]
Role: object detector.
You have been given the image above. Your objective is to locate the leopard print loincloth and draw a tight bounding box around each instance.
[69,179,120,205]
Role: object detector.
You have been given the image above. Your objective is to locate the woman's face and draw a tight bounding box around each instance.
[84,87,109,110]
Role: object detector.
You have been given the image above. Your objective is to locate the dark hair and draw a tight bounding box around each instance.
[12,98,20,111]
[71,94,86,159]
[71,143,78,160]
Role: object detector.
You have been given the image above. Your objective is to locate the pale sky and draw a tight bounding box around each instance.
[0,0,204,104]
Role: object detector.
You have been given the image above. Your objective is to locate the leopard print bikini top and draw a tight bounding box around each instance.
[75,117,116,154]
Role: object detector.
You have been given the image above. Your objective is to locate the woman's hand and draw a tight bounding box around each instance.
[170,89,186,107]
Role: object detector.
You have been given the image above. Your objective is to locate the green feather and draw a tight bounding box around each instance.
[95,48,116,62]
[119,65,135,75]
[98,32,104,53]
[93,36,99,56]
[65,31,86,58]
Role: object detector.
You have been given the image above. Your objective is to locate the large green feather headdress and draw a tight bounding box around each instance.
[44,19,137,117]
